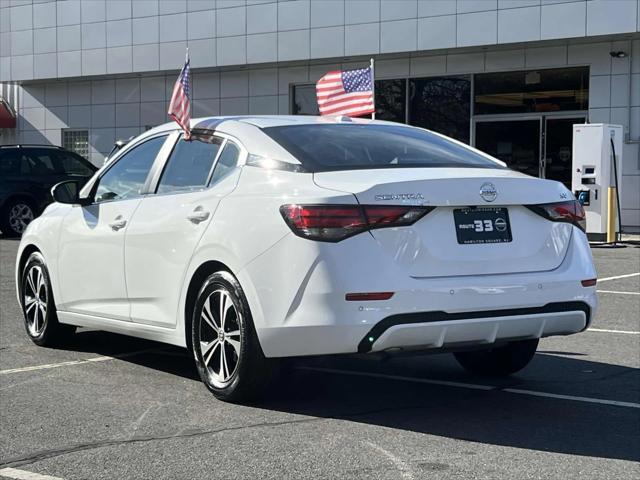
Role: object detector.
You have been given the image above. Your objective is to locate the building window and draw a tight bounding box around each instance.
[409,76,471,144]
[62,129,89,159]
[375,79,406,123]
[291,84,319,115]
[474,66,589,115]
[292,79,406,123]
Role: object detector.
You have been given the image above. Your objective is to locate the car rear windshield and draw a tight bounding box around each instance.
[262,124,502,172]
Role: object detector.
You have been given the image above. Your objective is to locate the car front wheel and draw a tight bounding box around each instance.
[21,252,75,346]
[454,338,539,376]
[192,271,272,402]
[1,199,35,237]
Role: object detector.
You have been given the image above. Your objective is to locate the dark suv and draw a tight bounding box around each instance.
[0,145,97,236]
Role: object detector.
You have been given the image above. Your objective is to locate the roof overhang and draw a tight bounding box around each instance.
[0,98,16,128]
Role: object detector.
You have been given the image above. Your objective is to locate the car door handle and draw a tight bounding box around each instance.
[109,216,127,231]
[186,208,210,224]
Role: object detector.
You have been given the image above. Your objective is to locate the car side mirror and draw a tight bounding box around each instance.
[51,181,91,206]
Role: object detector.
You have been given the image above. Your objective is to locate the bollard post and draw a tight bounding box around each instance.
[607,187,617,243]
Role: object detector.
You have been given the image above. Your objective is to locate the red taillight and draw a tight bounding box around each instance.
[280,204,433,242]
[363,206,431,228]
[527,200,586,232]
[581,278,597,287]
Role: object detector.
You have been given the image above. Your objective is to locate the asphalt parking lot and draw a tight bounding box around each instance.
[0,237,638,480]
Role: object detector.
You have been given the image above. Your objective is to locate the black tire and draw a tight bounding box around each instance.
[1,198,36,237]
[20,252,76,347]
[192,271,272,403]
[454,338,539,376]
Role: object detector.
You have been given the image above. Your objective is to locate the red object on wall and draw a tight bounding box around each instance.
[0,99,16,128]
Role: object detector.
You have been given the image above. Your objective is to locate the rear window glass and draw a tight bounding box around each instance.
[157,137,222,194]
[263,124,502,172]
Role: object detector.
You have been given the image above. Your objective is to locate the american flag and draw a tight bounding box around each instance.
[168,53,191,139]
[316,67,375,117]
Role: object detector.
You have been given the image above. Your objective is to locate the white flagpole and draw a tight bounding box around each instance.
[370,57,376,120]
[185,47,191,139]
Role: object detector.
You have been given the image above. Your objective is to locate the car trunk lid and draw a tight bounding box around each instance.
[313,168,573,278]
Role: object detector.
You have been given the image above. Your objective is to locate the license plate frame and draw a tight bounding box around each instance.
[453,207,512,245]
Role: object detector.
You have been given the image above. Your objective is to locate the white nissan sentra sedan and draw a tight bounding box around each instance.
[16,115,597,402]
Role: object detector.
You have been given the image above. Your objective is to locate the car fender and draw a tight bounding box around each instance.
[15,203,71,306]
[175,164,355,348]
[176,240,262,349]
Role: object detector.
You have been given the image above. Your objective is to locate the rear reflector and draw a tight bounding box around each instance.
[280,204,434,242]
[581,279,597,287]
[526,200,586,232]
[345,292,395,301]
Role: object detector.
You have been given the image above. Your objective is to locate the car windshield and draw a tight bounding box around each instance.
[263,124,503,172]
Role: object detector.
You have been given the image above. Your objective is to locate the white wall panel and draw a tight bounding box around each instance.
[34,54,57,79]
[587,0,637,35]
[588,75,611,109]
[221,70,249,98]
[541,1,586,40]
[381,19,417,53]
[485,49,525,70]
[525,45,566,67]
[192,72,220,99]
[457,11,497,47]
[410,55,446,76]
[132,44,160,71]
[247,2,277,34]
[311,0,345,28]
[418,15,456,50]
[249,68,278,96]
[418,0,456,17]
[498,6,540,44]
[247,33,278,63]
[345,22,380,56]
[345,0,379,24]
[310,27,345,59]
[381,0,417,21]
[45,106,68,130]
[457,0,497,14]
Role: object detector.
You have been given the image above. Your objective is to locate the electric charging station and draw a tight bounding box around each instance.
[571,124,623,242]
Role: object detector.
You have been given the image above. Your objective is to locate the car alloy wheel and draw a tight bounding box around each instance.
[23,264,48,337]
[198,288,243,388]
[21,252,76,346]
[192,271,273,402]
[8,202,34,235]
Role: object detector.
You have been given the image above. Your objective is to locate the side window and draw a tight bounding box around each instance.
[54,152,95,176]
[94,136,167,203]
[0,151,29,175]
[209,142,240,186]
[23,149,58,175]
[156,137,223,194]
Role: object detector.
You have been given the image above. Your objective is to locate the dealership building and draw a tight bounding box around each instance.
[0,0,639,230]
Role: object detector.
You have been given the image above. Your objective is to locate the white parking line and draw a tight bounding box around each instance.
[0,468,64,480]
[301,366,640,409]
[597,290,640,295]
[598,272,640,282]
[502,388,640,409]
[587,328,640,335]
[0,348,165,376]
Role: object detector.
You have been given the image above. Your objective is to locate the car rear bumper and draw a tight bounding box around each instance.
[239,228,597,358]
[256,302,590,358]
[360,301,589,353]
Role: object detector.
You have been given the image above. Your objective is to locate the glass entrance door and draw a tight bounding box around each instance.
[544,116,586,188]
[474,115,586,187]
[474,119,541,178]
